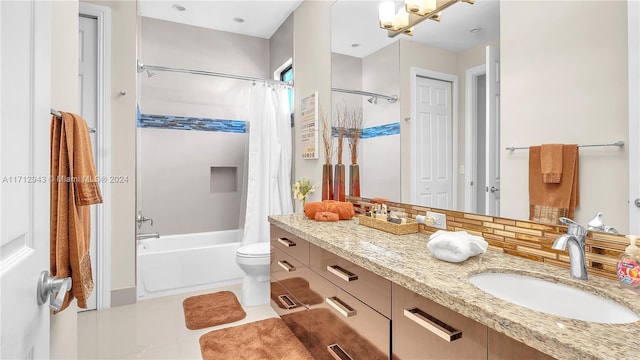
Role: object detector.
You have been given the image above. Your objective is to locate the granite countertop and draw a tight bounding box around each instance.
[268,214,640,360]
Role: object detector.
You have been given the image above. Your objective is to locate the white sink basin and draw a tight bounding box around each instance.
[469,273,639,324]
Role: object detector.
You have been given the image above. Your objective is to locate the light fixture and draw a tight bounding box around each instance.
[378,0,474,38]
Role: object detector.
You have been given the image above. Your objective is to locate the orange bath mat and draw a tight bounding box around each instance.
[182,291,246,330]
[199,317,314,360]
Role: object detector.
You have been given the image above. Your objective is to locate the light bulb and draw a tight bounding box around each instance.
[395,7,410,30]
[378,2,396,29]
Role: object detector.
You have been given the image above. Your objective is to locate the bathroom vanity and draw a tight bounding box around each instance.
[268,214,640,360]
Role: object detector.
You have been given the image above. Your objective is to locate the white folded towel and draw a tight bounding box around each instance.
[427,230,488,263]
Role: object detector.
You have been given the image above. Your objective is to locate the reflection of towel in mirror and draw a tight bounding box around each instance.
[427,230,488,263]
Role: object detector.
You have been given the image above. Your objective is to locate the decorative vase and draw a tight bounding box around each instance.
[349,164,360,197]
[333,164,345,202]
[322,163,333,201]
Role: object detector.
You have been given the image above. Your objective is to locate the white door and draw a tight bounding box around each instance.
[79,14,98,311]
[485,46,501,216]
[414,76,453,209]
[1,1,51,358]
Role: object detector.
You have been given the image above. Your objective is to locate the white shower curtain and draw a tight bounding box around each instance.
[241,84,293,246]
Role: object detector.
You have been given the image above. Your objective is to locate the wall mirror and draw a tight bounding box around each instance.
[331,0,632,234]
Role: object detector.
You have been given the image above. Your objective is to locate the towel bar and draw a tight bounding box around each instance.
[506,141,624,151]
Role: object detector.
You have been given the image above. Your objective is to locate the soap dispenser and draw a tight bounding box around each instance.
[617,235,640,294]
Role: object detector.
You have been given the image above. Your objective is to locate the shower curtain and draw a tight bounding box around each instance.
[241,84,293,246]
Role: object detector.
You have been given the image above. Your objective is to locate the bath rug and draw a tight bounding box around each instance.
[199,317,314,360]
[270,277,323,309]
[182,291,246,330]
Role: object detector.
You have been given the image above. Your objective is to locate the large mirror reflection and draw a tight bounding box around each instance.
[331,0,632,234]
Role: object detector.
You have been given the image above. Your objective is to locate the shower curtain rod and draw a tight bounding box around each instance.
[137,61,293,88]
[331,87,398,103]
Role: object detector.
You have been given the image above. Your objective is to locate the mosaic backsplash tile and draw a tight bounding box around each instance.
[138,113,247,133]
[332,122,400,139]
[347,195,626,280]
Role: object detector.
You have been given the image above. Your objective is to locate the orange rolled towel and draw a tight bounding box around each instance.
[315,212,339,222]
[304,200,355,220]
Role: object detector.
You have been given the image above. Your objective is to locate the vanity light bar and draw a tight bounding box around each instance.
[505,141,624,152]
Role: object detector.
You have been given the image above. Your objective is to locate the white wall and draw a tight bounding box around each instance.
[500,1,629,231]
[293,1,332,211]
[270,13,293,76]
[85,0,138,307]
[50,2,79,358]
[361,42,401,201]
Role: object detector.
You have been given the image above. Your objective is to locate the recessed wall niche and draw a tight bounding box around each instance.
[210,166,238,193]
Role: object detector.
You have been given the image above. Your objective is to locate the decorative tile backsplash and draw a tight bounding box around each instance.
[347,196,625,280]
[138,113,247,133]
[332,122,400,139]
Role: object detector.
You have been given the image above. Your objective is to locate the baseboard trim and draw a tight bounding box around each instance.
[111,287,137,307]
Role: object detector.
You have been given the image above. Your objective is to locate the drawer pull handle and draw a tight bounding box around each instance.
[327,343,353,360]
[326,296,357,318]
[327,265,358,282]
[277,294,297,309]
[277,237,296,247]
[278,260,296,272]
[404,307,462,342]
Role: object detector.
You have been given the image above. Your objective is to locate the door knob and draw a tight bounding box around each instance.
[490,186,500,193]
[37,270,72,311]
[635,198,640,208]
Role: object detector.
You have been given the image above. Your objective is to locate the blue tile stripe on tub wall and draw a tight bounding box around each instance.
[332,122,400,139]
[138,113,247,133]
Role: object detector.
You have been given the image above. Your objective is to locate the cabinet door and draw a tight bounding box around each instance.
[271,224,310,265]
[271,247,320,307]
[310,244,392,317]
[487,328,555,360]
[308,271,390,360]
[392,284,487,360]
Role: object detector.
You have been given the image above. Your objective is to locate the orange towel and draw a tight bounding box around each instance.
[529,145,579,224]
[304,200,355,220]
[50,112,103,312]
[541,144,563,184]
[314,212,339,222]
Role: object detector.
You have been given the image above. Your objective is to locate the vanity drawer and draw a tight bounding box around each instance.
[270,247,320,307]
[270,224,309,266]
[307,271,390,360]
[270,278,312,351]
[392,284,487,360]
[310,244,391,318]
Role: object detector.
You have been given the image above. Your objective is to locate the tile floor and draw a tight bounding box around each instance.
[77,284,278,359]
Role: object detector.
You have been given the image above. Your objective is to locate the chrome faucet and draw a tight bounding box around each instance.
[552,217,588,280]
[136,232,160,240]
[137,210,153,229]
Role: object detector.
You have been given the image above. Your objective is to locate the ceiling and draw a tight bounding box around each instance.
[138,0,500,58]
[332,0,500,58]
[137,0,304,39]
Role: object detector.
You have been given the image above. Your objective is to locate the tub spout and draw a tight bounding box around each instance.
[136,232,160,240]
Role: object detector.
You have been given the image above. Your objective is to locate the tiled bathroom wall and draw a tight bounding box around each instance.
[138,17,270,235]
[348,196,626,280]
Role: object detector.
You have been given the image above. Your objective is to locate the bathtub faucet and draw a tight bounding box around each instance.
[137,210,153,229]
[136,232,160,240]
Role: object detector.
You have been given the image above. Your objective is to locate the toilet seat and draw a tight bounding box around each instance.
[236,242,271,258]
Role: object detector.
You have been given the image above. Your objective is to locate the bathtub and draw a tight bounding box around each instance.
[137,229,244,299]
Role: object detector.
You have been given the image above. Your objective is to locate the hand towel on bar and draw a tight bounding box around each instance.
[304,200,355,220]
[541,144,563,183]
[427,230,488,263]
[528,144,579,224]
[50,111,103,312]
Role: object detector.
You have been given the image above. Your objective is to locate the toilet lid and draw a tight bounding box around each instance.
[237,242,271,257]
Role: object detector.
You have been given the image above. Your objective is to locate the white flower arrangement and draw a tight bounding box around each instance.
[292,177,316,205]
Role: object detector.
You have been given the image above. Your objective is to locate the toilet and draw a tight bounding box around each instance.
[235,242,273,307]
